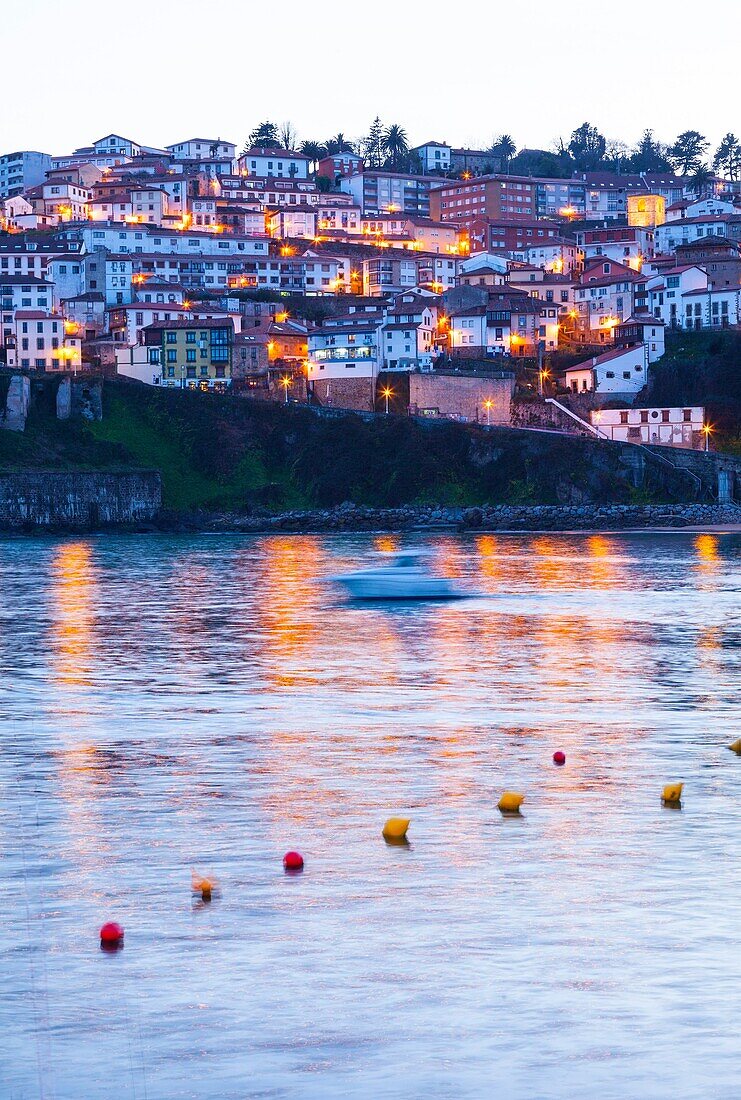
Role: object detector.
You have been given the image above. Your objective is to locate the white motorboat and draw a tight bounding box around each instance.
[331,551,463,601]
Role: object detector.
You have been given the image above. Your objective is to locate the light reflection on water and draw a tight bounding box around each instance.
[0,531,740,1100]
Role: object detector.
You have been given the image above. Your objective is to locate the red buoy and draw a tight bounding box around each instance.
[99,921,124,947]
[553,751,566,766]
[283,851,304,872]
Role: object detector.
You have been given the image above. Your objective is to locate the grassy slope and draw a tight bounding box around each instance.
[88,389,308,511]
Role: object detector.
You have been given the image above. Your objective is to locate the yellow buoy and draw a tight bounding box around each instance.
[498,792,525,814]
[191,872,215,900]
[382,817,410,842]
[661,783,683,805]
[728,738,741,755]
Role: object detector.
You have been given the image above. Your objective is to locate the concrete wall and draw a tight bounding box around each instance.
[0,471,162,530]
[409,372,515,424]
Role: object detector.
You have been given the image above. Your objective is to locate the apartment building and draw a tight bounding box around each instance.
[0,151,52,200]
[340,171,432,216]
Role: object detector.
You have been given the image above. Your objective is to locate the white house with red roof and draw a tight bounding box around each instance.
[562,344,648,395]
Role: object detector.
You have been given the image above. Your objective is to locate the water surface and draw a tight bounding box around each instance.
[1,532,739,1099]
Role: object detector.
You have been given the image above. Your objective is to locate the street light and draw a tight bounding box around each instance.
[279,376,291,404]
[483,398,493,426]
[702,423,713,452]
[381,385,394,415]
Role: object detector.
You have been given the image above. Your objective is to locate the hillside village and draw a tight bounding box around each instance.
[2,125,741,453]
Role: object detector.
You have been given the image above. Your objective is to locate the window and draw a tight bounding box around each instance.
[683,409,692,422]
[186,349,196,362]
[620,411,629,424]
[166,331,177,343]
[661,410,670,422]
[167,349,177,363]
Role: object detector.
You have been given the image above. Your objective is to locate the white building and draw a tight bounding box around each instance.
[680,286,739,330]
[665,197,737,222]
[0,150,52,199]
[614,315,665,363]
[46,256,85,308]
[302,252,352,294]
[79,224,269,258]
[655,215,732,253]
[645,265,721,328]
[266,206,317,239]
[412,142,452,173]
[576,259,643,332]
[130,187,170,226]
[41,182,90,221]
[6,311,81,371]
[593,405,705,449]
[317,203,362,235]
[515,239,579,275]
[93,134,142,158]
[563,344,648,395]
[167,138,236,162]
[1,276,54,345]
[382,292,439,370]
[238,148,310,180]
[306,312,383,387]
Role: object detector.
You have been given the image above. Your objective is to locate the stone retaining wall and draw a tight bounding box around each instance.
[0,471,162,530]
[177,501,741,534]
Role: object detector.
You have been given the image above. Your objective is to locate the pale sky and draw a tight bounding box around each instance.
[4,0,738,158]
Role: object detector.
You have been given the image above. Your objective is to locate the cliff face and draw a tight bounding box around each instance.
[1,379,737,522]
[0,471,161,530]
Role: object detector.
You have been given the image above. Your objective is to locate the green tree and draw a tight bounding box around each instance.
[630,129,671,173]
[690,163,713,197]
[668,130,709,175]
[326,133,354,155]
[301,140,328,163]
[568,122,607,171]
[490,134,516,173]
[382,123,409,170]
[713,133,741,181]
[245,122,281,151]
[510,147,572,179]
[363,117,386,169]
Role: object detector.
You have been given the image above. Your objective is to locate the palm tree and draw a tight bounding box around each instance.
[690,163,713,197]
[383,124,409,171]
[326,133,353,155]
[492,134,516,173]
[301,140,327,170]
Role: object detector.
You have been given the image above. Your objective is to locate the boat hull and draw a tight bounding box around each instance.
[333,571,462,601]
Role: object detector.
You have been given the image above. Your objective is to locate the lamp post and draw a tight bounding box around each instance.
[280,375,291,405]
[702,423,712,452]
[484,398,493,426]
[381,386,393,415]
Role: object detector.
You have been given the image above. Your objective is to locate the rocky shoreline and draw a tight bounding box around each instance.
[160,501,741,534]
